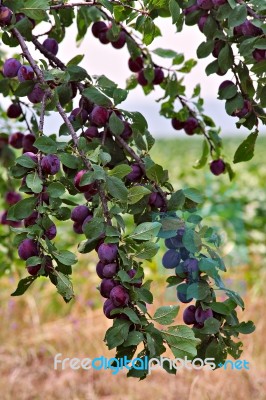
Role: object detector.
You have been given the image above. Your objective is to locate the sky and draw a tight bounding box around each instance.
[2,11,262,138]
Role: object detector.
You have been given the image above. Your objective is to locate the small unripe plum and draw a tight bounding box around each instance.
[24,211,38,227]
[126,164,143,182]
[18,239,39,260]
[9,132,24,149]
[7,103,22,119]
[121,121,133,140]
[128,56,144,73]
[3,58,21,78]
[28,85,45,104]
[71,205,91,223]
[23,152,38,163]
[197,0,213,9]
[162,249,181,269]
[43,38,59,55]
[172,118,185,130]
[137,70,148,86]
[100,278,117,298]
[17,65,34,82]
[148,192,165,208]
[184,117,199,135]
[84,126,100,141]
[153,68,164,85]
[92,21,108,38]
[183,305,197,325]
[177,289,193,303]
[69,107,88,124]
[103,298,117,319]
[96,261,105,279]
[112,31,126,49]
[22,133,37,153]
[102,262,118,278]
[195,306,213,323]
[0,6,13,25]
[210,159,226,175]
[44,223,57,240]
[90,106,109,127]
[198,14,208,32]
[98,243,118,263]
[5,191,22,206]
[41,154,60,175]
[110,285,130,306]
[73,221,83,234]
[252,48,266,62]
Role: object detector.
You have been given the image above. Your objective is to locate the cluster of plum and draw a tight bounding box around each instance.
[17,237,54,276]
[162,227,214,328]
[2,38,58,105]
[91,21,164,88]
[94,242,143,319]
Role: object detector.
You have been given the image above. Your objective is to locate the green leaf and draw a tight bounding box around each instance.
[168,190,185,210]
[233,321,255,334]
[182,228,202,253]
[209,302,231,315]
[162,325,200,358]
[134,242,159,259]
[195,317,221,334]
[183,188,204,203]
[108,164,132,179]
[128,186,151,204]
[67,54,84,66]
[152,48,177,58]
[228,4,247,28]
[153,305,179,325]
[11,276,37,296]
[169,0,180,24]
[22,0,49,20]
[53,250,77,266]
[146,164,165,184]
[16,154,37,169]
[34,136,57,153]
[26,172,43,194]
[7,197,38,221]
[14,80,35,97]
[123,331,144,346]
[105,319,131,350]
[82,217,105,240]
[83,86,112,107]
[106,176,128,201]
[186,281,211,300]
[128,222,162,241]
[58,153,79,169]
[197,40,214,59]
[67,65,88,81]
[109,112,125,135]
[233,131,258,163]
[111,307,141,324]
[47,182,65,198]
[55,271,74,303]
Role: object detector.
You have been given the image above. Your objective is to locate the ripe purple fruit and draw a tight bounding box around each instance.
[148,192,165,208]
[212,40,224,58]
[3,58,21,78]
[83,126,100,141]
[90,106,109,127]
[17,65,34,82]
[210,159,226,176]
[137,70,148,86]
[27,264,42,276]
[198,14,208,32]
[102,263,118,278]
[212,0,227,6]
[41,154,61,175]
[74,170,95,193]
[252,48,266,62]
[43,38,59,55]
[126,164,143,182]
[81,214,93,232]
[69,108,88,124]
[121,121,133,140]
[96,261,105,279]
[0,6,13,25]
[98,30,110,44]
[112,31,126,49]
[73,221,83,234]
[24,211,38,227]
[103,298,117,319]
[0,211,22,227]
[234,20,263,37]
[7,103,22,118]
[28,85,45,104]
[128,56,144,73]
[110,285,130,306]
[195,306,213,323]
[5,191,22,205]
[127,269,142,288]
[23,152,38,163]
[218,80,235,92]
[22,133,37,153]
[197,0,213,9]
[44,223,57,240]
[9,132,24,149]
[153,68,164,85]
[183,4,200,15]
[184,117,199,135]
[98,243,118,263]
[84,183,98,201]
[177,288,193,303]
[92,21,108,38]
[180,247,190,260]
[232,99,252,118]
[162,249,181,269]
[18,239,39,260]
[171,117,185,130]
[71,205,91,223]
[183,305,197,325]
[183,258,199,277]
[100,278,117,298]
